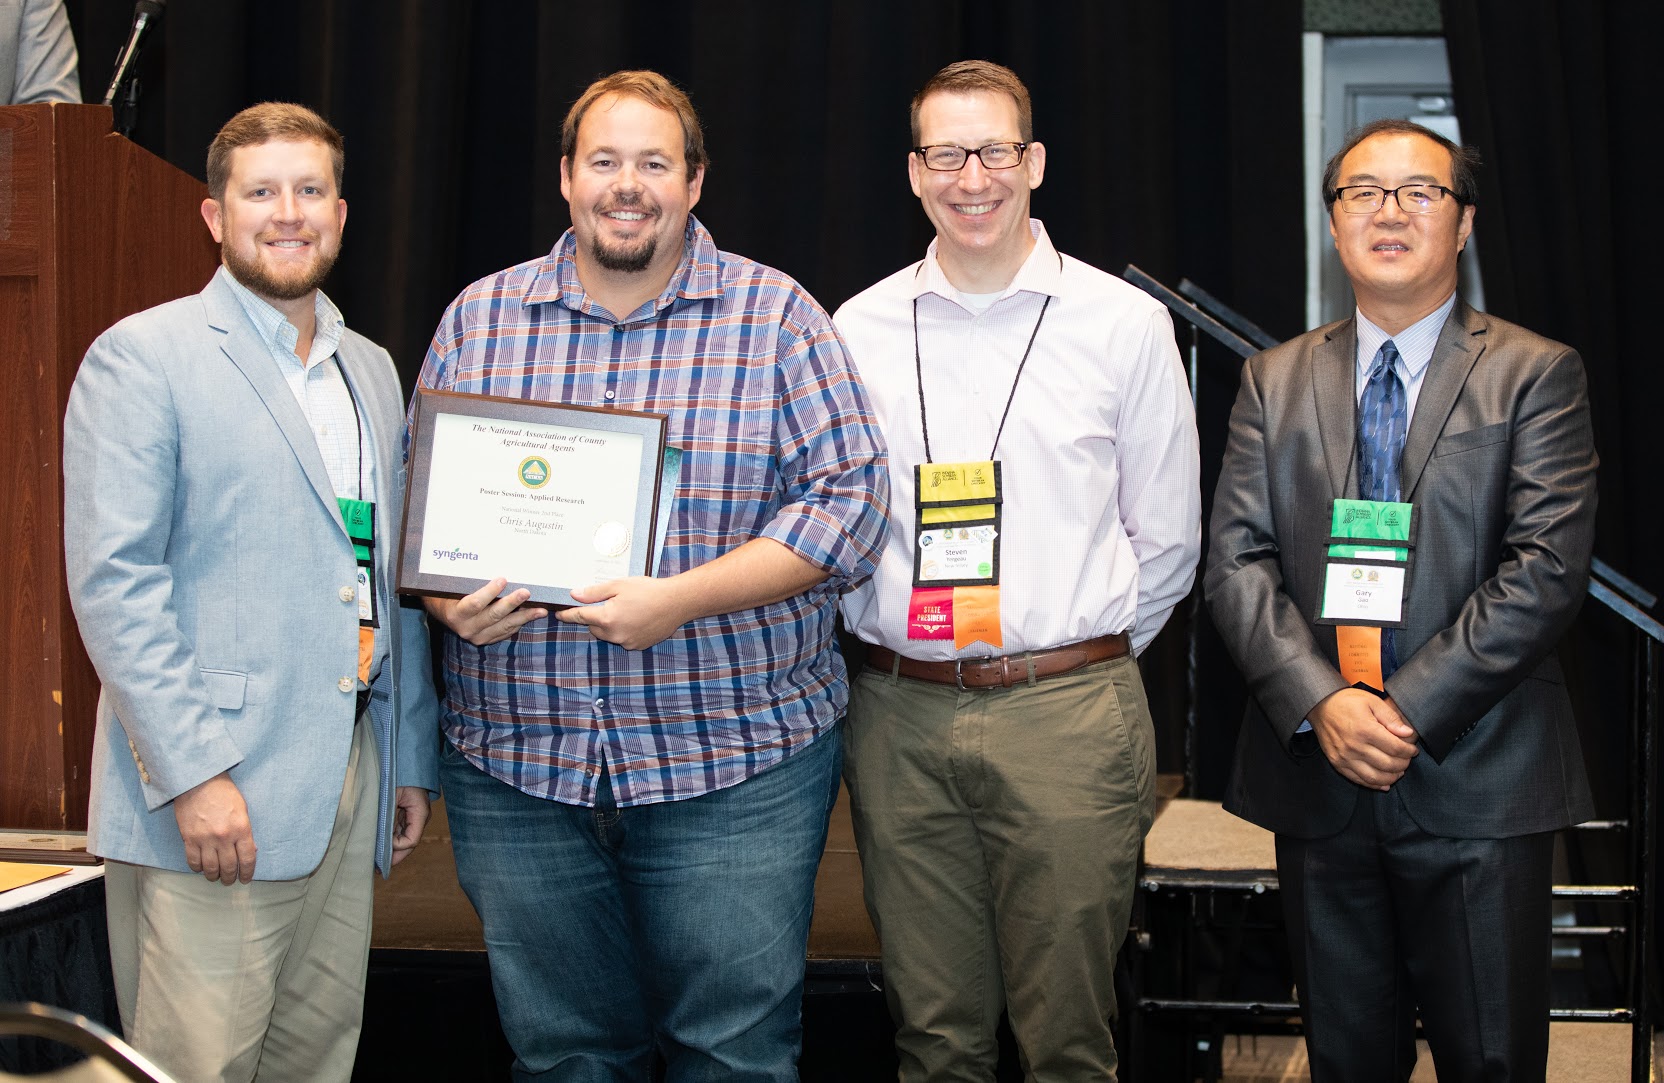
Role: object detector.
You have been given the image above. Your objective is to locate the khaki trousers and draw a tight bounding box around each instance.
[105,718,378,1083]
[845,653,1156,1083]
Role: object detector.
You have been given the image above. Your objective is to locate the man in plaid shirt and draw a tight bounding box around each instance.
[415,70,888,1080]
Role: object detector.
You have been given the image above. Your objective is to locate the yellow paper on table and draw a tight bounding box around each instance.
[0,863,71,893]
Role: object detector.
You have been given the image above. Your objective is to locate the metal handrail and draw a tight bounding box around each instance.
[1122,265,1257,361]
[1562,561,1659,1079]
[1120,266,1257,804]
[1594,557,1659,612]
[0,1002,176,1082]
[1177,277,1280,351]
[1591,578,1664,644]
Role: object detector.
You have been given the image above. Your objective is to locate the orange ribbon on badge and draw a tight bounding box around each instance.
[358,627,375,688]
[1335,625,1384,691]
[952,585,1003,650]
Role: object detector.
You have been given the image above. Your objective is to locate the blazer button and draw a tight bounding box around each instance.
[338,677,355,693]
[339,586,357,603]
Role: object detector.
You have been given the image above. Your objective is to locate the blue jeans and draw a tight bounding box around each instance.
[441,725,841,1083]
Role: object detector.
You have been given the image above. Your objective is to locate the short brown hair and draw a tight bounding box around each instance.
[561,70,708,173]
[1321,118,1480,207]
[910,60,1034,145]
[206,102,344,201]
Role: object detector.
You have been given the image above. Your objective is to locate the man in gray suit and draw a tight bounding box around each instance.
[1207,118,1597,1081]
[64,103,438,1083]
[1,0,78,104]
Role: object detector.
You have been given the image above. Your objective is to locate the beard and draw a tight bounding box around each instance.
[590,233,657,274]
[587,194,660,273]
[222,234,339,301]
[592,232,655,272]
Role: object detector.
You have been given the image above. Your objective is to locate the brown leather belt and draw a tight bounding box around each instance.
[864,633,1131,691]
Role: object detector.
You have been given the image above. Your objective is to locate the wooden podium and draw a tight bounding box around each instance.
[0,104,218,830]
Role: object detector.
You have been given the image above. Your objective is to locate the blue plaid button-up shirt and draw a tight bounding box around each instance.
[415,217,889,806]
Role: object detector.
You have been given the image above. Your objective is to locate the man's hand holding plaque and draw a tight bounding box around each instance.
[422,577,549,646]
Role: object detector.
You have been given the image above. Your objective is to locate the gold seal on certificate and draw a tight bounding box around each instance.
[397,389,669,607]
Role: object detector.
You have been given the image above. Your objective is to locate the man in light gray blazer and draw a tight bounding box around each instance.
[63,102,438,1083]
[1,0,78,104]
[1208,118,1597,1081]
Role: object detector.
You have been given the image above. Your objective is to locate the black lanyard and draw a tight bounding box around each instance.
[910,270,1055,463]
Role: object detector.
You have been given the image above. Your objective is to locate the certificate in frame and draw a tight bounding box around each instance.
[397,389,668,607]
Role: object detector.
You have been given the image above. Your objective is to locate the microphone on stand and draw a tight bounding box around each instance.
[102,0,167,137]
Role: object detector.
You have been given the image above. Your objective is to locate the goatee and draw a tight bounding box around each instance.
[591,234,656,274]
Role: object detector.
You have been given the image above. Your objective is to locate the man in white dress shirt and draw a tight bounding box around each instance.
[834,60,1200,1081]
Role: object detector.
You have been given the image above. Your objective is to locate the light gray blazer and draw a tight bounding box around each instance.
[65,268,440,879]
[1206,300,1597,840]
[1,0,79,105]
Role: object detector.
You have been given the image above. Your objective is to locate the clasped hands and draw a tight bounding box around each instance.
[1309,686,1420,791]
[422,575,687,652]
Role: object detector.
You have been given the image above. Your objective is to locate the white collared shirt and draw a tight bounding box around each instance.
[835,220,1201,658]
[1353,291,1458,421]
[221,266,369,503]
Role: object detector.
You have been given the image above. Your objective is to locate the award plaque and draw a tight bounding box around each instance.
[398,389,669,607]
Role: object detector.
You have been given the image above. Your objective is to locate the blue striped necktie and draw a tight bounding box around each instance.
[1357,340,1407,676]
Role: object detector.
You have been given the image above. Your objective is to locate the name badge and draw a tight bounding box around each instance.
[1319,562,1407,623]
[356,565,375,622]
[907,460,1003,648]
[911,460,1002,588]
[338,497,379,629]
[1315,498,1414,629]
[918,524,999,584]
[338,497,378,688]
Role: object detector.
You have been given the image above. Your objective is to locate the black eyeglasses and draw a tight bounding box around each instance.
[1332,184,1463,214]
[912,142,1030,171]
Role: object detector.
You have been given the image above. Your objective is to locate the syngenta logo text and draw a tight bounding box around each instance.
[431,547,479,563]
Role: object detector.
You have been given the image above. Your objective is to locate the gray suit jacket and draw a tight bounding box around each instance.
[1206,300,1596,840]
[65,268,440,879]
[1,0,78,105]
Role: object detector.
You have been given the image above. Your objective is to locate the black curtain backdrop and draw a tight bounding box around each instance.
[1443,0,1662,586]
[61,0,1306,790]
[60,0,1664,890]
[1443,0,1664,990]
[1442,0,1664,815]
[53,0,1664,1030]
